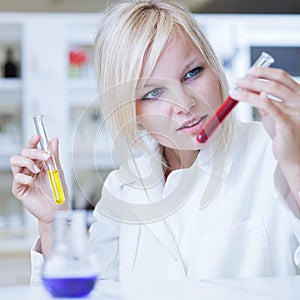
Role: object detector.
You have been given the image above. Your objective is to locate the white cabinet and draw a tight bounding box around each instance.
[0,13,116,253]
[0,19,22,167]
[0,16,27,253]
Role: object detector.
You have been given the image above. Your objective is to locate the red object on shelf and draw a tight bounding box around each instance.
[69,50,87,66]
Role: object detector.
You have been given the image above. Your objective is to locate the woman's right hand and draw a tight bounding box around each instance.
[10,134,69,225]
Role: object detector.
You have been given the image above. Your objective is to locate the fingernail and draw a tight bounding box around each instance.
[33,165,40,173]
[42,152,50,160]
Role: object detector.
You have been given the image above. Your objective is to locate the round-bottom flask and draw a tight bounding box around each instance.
[42,210,98,298]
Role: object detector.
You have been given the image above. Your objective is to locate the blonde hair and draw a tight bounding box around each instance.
[94,0,231,157]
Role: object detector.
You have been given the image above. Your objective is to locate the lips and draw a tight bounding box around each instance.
[177,115,208,131]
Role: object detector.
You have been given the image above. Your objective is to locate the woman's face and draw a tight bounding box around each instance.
[136,32,223,150]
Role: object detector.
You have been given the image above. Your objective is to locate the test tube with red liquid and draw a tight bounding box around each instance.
[196,52,275,143]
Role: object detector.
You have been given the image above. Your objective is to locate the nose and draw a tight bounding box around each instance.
[171,83,196,114]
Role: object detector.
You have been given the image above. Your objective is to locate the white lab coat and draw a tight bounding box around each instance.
[31,120,300,283]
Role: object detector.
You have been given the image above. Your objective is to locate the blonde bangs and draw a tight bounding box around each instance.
[96,2,180,155]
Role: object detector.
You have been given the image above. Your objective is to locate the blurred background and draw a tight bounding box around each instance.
[0,0,299,13]
[0,0,299,287]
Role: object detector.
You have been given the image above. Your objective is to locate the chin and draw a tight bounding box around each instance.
[165,140,203,151]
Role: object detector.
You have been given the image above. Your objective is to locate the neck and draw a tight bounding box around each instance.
[163,147,199,172]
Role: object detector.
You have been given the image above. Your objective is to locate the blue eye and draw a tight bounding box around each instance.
[184,67,203,81]
[142,88,164,100]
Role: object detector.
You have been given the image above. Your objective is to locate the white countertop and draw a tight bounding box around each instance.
[1,276,300,300]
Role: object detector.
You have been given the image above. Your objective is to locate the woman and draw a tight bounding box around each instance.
[10,0,300,282]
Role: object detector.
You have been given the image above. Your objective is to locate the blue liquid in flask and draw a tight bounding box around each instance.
[42,276,97,298]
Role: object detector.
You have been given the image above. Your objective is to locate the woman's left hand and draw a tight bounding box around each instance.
[231,67,300,206]
[231,67,300,167]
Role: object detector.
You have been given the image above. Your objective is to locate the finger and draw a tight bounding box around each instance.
[230,87,295,118]
[11,180,26,200]
[49,137,59,157]
[260,93,297,134]
[14,172,37,187]
[260,92,283,119]
[12,173,37,200]
[247,67,300,92]
[234,76,297,106]
[230,87,267,109]
[21,147,50,161]
[25,134,41,149]
[265,94,299,119]
[11,136,48,176]
[10,155,41,176]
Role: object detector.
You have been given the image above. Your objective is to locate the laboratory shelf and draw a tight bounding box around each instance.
[0,79,21,91]
[0,79,22,104]
[67,78,98,106]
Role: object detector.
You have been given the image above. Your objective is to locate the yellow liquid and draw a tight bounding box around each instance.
[47,169,65,205]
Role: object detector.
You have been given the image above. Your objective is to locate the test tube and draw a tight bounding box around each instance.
[33,114,65,205]
[196,52,275,143]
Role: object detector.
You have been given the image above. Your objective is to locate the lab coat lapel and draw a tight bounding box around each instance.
[142,165,201,260]
[145,220,181,259]
[119,144,228,263]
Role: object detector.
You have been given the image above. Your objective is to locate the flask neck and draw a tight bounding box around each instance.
[53,210,87,256]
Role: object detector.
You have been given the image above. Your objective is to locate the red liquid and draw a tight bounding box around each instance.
[197,96,238,143]
[42,276,97,298]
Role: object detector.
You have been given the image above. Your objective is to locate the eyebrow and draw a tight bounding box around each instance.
[142,57,202,90]
[182,57,199,74]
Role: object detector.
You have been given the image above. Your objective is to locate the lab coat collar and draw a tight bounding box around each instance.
[114,122,236,267]
[126,121,236,182]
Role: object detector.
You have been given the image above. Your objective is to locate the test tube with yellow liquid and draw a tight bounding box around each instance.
[33,114,65,205]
